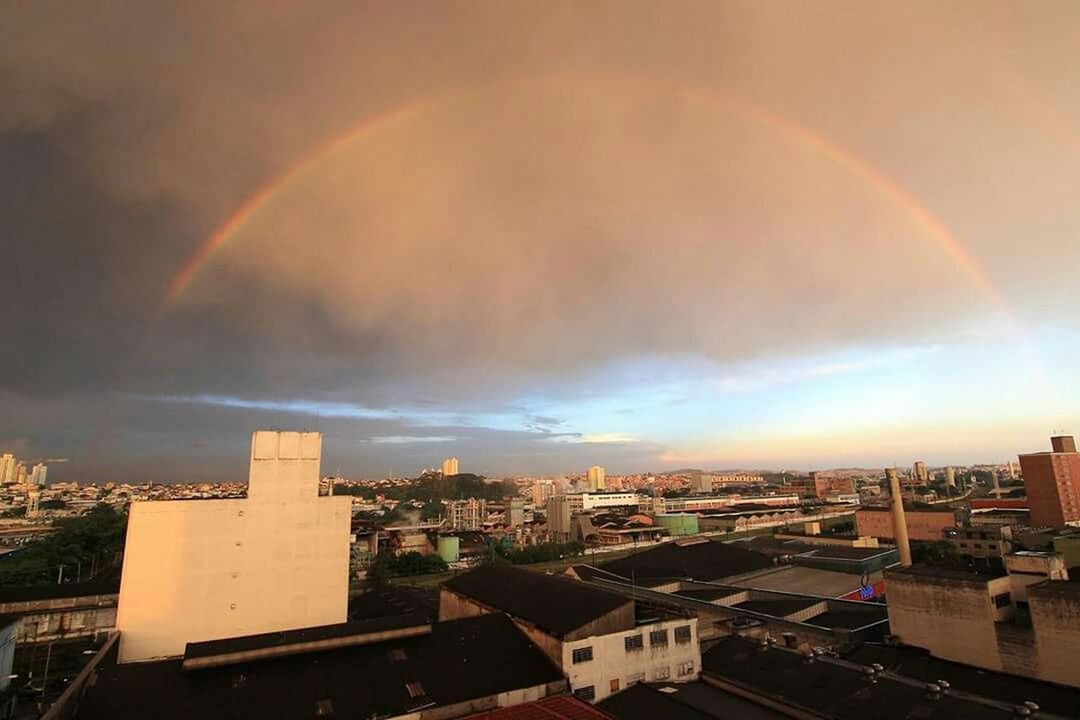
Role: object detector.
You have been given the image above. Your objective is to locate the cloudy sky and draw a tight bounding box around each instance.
[2,2,1079,483]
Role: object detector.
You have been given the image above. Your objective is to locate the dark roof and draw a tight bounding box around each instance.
[732,598,822,617]
[598,683,714,720]
[598,540,773,582]
[464,695,613,720]
[184,614,428,660]
[635,681,790,720]
[443,564,630,637]
[804,606,888,630]
[702,636,1014,719]
[77,613,564,720]
[0,576,120,603]
[887,564,1007,582]
[673,588,738,602]
[846,643,1080,718]
[349,585,439,622]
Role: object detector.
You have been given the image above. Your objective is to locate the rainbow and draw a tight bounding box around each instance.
[165,74,1009,316]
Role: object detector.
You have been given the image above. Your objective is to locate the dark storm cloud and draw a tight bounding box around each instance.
[1,2,1078,478]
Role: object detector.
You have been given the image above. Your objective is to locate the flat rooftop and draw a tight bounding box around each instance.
[598,539,773,582]
[887,564,1008,582]
[729,566,865,597]
[77,613,565,720]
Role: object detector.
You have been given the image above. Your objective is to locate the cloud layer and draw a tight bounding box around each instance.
[2,2,1078,480]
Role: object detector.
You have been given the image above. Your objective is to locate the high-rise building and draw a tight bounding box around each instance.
[0,454,15,484]
[507,498,525,528]
[1018,435,1080,527]
[912,461,929,486]
[586,465,606,491]
[945,466,956,488]
[690,472,713,494]
[29,463,47,486]
[546,495,573,542]
[14,464,26,485]
[1007,460,1018,479]
[441,457,459,477]
[532,479,554,508]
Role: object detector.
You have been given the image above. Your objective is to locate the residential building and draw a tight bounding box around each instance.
[912,461,929,485]
[532,480,555,508]
[947,525,1014,561]
[1018,435,1080,527]
[0,455,14,484]
[690,472,712,494]
[507,497,525,527]
[115,430,352,662]
[547,495,573,542]
[440,564,701,703]
[945,465,956,488]
[855,505,956,541]
[587,466,606,492]
[442,457,460,477]
[29,463,46,486]
[448,498,487,530]
[13,465,25,485]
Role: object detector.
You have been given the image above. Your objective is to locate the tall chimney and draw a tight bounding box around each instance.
[887,468,912,567]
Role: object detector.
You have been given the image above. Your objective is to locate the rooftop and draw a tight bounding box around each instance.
[597,683,714,720]
[77,613,565,720]
[702,636,1023,719]
[732,597,823,617]
[348,585,439,622]
[886,564,1008,582]
[443,564,631,637]
[598,539,773,583]
[464,695,612,720]
[845,643,1080,718]
[729,565,866,597]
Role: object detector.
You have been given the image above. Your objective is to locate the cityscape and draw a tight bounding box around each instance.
[2,2,1080,720]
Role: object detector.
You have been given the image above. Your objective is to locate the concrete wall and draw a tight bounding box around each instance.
[1029,583,1080,688]
[855,508,956,542]
[116,431,352,663]
[885,572,1013,671]
[561,617,700,702]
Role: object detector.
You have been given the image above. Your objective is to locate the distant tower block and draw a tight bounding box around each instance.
[26,489,40,518]
[441,457,459,477]
[886,468,912,567]
[912,461,928,486]
[587,466,606,492]
[945,466,955,488]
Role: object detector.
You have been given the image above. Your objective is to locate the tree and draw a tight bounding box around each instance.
[0,504,127,586]
[419,501,444,521]
[40,499,67,510]
[911,540,962,566]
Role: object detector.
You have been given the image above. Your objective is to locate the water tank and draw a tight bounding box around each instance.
[437,535,460,563]
[656,513,699,536]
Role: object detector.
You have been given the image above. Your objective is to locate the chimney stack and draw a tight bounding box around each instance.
[887,468,912,567]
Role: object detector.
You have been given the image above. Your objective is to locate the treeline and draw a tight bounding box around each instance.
[366,551,449,586]
[338,474,515,503]
[0,504,127,586]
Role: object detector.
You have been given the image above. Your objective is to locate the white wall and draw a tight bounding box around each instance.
[116,431,352,663]
[561,617,700,702]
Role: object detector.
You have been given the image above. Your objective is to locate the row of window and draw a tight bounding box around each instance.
[572,663,696,701]
[571,625,694,664]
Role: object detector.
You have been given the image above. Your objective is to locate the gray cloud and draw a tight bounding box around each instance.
[1,2,1078,478]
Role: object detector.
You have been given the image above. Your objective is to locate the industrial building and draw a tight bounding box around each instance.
[441,565,701,703]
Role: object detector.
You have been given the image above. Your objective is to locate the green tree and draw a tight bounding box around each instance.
[0,504,127,586]
[419,501,444,521]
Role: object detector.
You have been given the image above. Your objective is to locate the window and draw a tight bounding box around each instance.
[653,666,670,680]
[993,593,1012,608]
[677,661,695,677]
[989,544,998,550]
[674,625,692,644]
[574,685,596,702]
[610,679,620,693]
[625,634,644,652]
[973,543,983,549]
[650,629,669,647]
[406,682,426,699]
[572,646,593,664]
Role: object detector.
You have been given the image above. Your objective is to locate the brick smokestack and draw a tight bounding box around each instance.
[887,468,912,567]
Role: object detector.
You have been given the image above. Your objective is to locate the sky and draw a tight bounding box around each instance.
[2,2,1079,483]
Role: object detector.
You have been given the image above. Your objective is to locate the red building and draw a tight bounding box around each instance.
[1018,436,1080,527]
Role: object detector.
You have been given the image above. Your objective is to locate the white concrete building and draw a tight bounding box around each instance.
[0,455,14,484]
[569,492,641,512]
[29,463,47,486]
[115,431,352,663]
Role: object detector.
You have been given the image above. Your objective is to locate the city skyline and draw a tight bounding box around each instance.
[2,3,1080,483]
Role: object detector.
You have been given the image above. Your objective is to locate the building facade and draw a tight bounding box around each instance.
[855,506,956,541]
[587,466,606,492]
[448,498,487,530]
[441,457,460,476]
[115,431,352,662]
[1018,435,1080,527]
